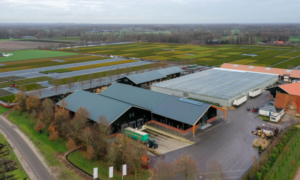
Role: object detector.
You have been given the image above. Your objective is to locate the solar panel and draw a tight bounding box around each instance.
[179,98,203,106]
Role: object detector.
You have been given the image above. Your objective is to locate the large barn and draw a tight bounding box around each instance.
[151,68,278,107]
[57,83,219,136]
[117,66,183,87]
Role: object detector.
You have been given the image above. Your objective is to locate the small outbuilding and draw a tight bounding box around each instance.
[259,105,284,122]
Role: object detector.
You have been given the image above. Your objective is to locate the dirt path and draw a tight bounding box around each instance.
[293,166,300,180]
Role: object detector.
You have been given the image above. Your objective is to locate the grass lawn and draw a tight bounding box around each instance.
[0,133,29,180]
[263,127,300,180]
[258,115,270,121]
[0,49,79,62]
[0,94,15,103]
[68,151,151,180]
[17,83,46,91]
[8,110,83,180]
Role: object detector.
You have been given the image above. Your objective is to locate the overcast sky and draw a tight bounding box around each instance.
[0,0,299,24]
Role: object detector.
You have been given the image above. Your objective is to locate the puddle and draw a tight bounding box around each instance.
[51,59,66,62]
[242,54,257,57]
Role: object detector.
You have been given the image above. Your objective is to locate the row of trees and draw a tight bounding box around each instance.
[247,126,298,180]
[12,92,151,177]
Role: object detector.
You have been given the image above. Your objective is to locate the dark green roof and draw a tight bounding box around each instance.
[57,90,132,124]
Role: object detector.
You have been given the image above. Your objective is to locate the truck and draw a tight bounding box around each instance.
[233,95,247,107]
[124,127,149,143]
[249,88,262,98]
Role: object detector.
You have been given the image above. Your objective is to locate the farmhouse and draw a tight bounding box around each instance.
[151,68,277,107]
[274,92,300,117]
[220,63,300,82]
[57,83,219,136]
[267,82,300,98]
[117,66,183,88]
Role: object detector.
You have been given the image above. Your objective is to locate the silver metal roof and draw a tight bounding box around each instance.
[260,105,283,113]
[57,90,132,124]
[125,66,183,85]
[152,68,277,100]
[127,71,165,85]
[157,66,183,76]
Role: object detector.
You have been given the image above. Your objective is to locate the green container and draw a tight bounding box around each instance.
[124,127,148,142]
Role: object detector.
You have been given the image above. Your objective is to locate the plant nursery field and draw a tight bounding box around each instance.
[0,55,110,73]
[41,59,136,73]
[0,76,52,88]
[62,43,300,67]
[0,49,79,62]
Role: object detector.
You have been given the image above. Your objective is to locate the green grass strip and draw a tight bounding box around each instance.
[8,110,82,180]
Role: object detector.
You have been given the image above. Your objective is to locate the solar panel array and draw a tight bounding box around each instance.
[152,69,277,100]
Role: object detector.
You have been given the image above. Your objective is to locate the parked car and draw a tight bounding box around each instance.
[146,139,158,149]
[247,107,251,111]
[252,106,260,112]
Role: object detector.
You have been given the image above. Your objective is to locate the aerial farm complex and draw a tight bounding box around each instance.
[1,41,300,180]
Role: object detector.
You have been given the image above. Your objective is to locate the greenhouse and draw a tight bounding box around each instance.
[151,68,278,107]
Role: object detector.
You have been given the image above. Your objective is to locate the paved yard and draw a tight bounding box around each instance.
[149,91,275,180]
[143,129,191,154]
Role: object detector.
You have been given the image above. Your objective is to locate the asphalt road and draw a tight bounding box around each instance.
[0,116,53,180]
[149,91,274,180]
[0,57,128,78]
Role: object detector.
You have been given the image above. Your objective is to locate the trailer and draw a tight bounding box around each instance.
[233,95,247,107]
[124,127,149,142]
[249,88,262,98]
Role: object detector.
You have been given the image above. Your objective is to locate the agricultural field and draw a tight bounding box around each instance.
[62,43,300,68]
[0,94,15,102]
[0,55,110,73]
[0,49,79,62]
[0,89,14,97]
[41,60,137,73]
[0,76,52,88]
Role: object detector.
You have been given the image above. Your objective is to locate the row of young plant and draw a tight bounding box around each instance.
[246,126,298,180]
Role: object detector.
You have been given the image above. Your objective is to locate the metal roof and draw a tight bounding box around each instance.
[124,66,183,85]
[57,90,132,124]
[260,105,283,113]
[100,83,211,125]
[152,96,211,125]
[58,83,212,126]
[157,66,183,76]
[126,71,166,85]
[100,83,168,110]
[152,68,277,100]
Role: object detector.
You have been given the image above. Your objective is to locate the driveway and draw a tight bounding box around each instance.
[143,129,191,154]
[149,91,273,179]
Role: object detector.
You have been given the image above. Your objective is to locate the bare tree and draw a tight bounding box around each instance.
[87,74,95,88]
[51,78,62,93]
[205,161,226,180]
[97,72,103,86]
[152,160,175,180]
[78,76,86,88]
[66,77,74,90]
[173,154,199,180]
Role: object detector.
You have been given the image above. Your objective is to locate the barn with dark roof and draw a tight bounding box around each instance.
[57,83,219,136]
